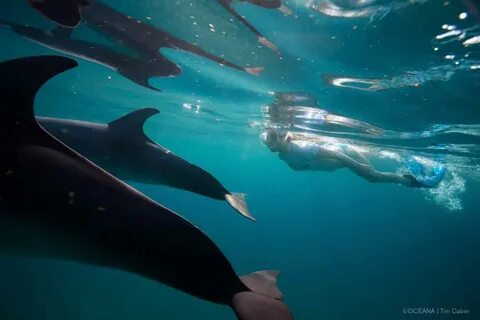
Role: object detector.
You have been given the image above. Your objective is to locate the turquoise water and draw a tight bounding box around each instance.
[1,0,479,319]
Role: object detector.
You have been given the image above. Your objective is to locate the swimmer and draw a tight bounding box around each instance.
[217,0,292,53]
[261,129,446,188]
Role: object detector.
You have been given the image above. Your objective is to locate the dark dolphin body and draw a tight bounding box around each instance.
[29,0,90,28]
[38,109,254,221]
[217,0,287,53]
[80,1,261,74]
[0,20,171,91]
[0,56,292,319]
[27,0,263,76]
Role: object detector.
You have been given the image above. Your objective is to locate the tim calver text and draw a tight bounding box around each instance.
[402,307,470,315]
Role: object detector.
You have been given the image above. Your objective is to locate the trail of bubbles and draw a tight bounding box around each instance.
[423,165,466,211]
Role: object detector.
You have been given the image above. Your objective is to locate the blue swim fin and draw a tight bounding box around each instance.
[404,156,447,188]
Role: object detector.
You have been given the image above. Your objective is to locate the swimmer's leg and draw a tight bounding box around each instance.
[320,148,412,186]
[347,160,414,186]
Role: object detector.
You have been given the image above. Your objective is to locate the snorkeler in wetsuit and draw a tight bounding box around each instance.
[261,130,446,188]
[217,0,292,53]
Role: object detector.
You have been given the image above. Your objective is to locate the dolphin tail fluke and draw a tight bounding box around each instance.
[245,67,264,76]
[225,193,255,221]
[232,270,292,320]
[278,4,293,16]
[28,0,88,28]
[240,270,283,300]
[258,37,280,54]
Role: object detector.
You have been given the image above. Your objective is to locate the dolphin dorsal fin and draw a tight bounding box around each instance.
[0,56,78,138]
[108,108,159,141]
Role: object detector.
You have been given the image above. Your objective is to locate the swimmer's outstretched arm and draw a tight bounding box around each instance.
[165,34,263,75]
[317,147,412,186]
[324,114,384,135]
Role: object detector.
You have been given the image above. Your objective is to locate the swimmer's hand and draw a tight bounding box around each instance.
[245,67,264,75]
[258,36,280,54]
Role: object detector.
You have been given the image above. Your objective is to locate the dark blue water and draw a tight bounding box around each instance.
[0,0,479,319]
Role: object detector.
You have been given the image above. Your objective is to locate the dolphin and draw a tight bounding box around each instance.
[37,109,254,221]
[0,19,171,91]
[0,55,292,319]
[27,0,263,75]
[217,0,279,53]
[217,0,292,53]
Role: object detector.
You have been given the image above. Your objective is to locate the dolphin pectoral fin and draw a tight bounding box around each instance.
[225,193,256,221]
[108,108,160,141]
[233,270,292,320]
[240,270,283,300]
[29,0,86,28]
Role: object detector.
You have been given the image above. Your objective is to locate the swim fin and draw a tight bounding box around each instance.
[225,193,256,221]
[404,156,447,188]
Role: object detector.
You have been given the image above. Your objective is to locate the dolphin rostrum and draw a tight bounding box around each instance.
[38,109,254,221]
[0,55,292,319]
